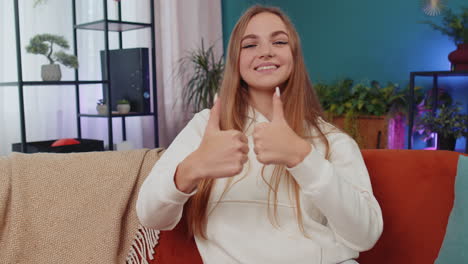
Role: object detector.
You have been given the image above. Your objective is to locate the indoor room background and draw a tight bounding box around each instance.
[1,0,467,155]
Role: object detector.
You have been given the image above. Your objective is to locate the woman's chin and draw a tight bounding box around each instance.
[248,84,282,92]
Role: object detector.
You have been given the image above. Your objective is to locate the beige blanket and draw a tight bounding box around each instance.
[0,148,162,264]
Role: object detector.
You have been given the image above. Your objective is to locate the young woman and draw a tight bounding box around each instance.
[137,5,383,264]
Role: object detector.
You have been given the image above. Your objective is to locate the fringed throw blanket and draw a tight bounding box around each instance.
[0,148,162,263]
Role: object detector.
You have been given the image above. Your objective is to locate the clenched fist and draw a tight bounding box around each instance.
[253,88,311,168]
[175,97,250,193]
[193,97,250,179]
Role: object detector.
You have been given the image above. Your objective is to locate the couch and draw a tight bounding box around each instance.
[150,149,462,264]
[0,149,462,263]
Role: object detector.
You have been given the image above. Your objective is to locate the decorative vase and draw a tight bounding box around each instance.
[117,104,130,114]
[96,104,108,115]
[448,43,468,71]
[437,134,456,151]
[41,64,62,81]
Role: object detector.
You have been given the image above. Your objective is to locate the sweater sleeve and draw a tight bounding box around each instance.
[136,110,209,230]
[286,133,383,251]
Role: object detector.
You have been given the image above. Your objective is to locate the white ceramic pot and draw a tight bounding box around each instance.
[117,104,130,114]
[41,64,62,81]
[96,104,108,115]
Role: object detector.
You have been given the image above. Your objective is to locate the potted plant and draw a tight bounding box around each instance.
[316,79,387,148]
[116,99,131,114]
[416,103,468,150]
[178,40,224,113]
[316,79,426,149]
[96,99,107,115]
[421,7,468,70]
[315,79,423,149]
[26,33,79,81]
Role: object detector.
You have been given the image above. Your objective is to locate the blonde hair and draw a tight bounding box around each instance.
[186,5,330,239]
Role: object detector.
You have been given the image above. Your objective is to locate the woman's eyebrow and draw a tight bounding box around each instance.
[271,30,288,38]
[241,34,257,42]
[241,30,289,42]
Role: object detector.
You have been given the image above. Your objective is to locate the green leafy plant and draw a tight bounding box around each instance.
[26,34,78,68]
[315,78,424,147]
[421,6,468,44]
[178,40,224,113]
[315,78,353,117]
[315,79,423,118]
[416,103,468,140]
[117,99,129,105]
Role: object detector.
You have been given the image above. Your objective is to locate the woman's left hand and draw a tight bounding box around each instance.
[253,89,311,168]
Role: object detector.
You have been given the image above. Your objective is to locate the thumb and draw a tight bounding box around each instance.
[206,94,221,132]
[272,87,285,123]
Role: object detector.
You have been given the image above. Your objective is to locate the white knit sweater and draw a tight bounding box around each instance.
[137,108,383,264]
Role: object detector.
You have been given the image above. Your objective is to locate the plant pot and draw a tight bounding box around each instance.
[117,104,130,114]
[332,115,388,149]
[437,134,456,151]
[41,64,62,81]
[448,43,468,71]
[96,104,108,115]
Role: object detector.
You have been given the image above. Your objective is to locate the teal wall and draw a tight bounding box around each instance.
[221,0,468,151]
[221,0,466,85]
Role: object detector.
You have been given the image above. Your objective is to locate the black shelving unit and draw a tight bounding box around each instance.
[408,71,468,154]
[4,0,159,152]
[75,20,151,31]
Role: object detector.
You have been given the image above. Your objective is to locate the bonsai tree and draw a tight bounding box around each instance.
[26,34,78,68]
[421,7,468,44]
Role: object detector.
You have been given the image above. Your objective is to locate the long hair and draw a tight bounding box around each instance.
[186,5,330,239]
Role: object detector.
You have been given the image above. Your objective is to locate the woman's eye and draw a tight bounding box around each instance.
[242,44,257,49]
[273,41,288,45]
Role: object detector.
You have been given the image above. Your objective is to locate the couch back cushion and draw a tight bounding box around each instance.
[358,150,460,264]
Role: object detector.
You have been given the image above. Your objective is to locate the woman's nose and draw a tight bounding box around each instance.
[258,43,274,58]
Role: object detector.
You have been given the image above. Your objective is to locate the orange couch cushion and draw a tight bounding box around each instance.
[148,214,202,264]
[358,150,460,264]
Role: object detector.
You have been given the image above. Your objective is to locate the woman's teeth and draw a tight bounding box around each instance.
[256,65,277,71]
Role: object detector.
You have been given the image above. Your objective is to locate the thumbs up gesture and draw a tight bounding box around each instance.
[192,96,250,179]
[253,87,311,168]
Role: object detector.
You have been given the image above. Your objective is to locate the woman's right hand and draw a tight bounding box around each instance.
[174,98,249,193]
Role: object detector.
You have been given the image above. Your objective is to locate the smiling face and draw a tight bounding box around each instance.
[239,12,293,93]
